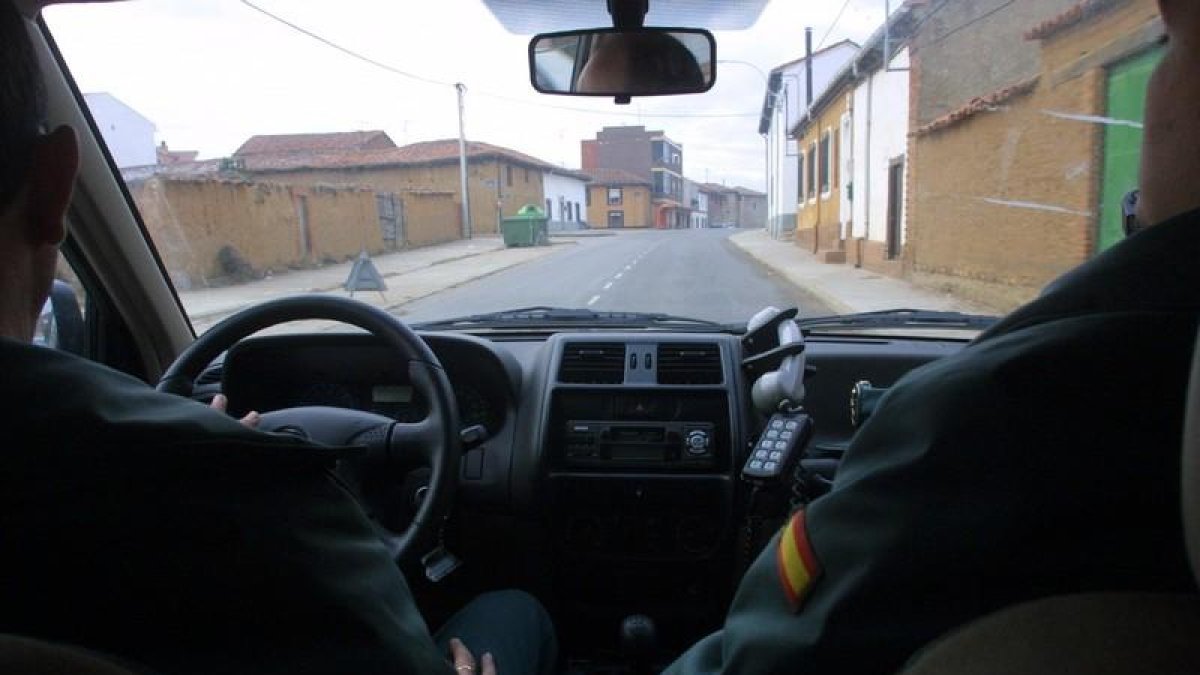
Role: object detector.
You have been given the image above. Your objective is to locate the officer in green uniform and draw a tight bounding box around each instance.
[0,3,555,674]
[666,1,1200,673]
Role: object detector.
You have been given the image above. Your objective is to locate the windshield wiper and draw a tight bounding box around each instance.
[796,309,998,331]
[411,306,734,331]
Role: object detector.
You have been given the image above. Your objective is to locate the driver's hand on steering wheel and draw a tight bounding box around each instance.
[449,638,497,675]
[209,394,261,429]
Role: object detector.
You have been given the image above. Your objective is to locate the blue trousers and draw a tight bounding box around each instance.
[434,590,558,675]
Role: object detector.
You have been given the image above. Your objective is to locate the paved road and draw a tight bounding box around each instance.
[395,228,834,325]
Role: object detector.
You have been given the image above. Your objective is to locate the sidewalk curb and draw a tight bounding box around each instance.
[727,232,856,315]
[185,243,507,322]
[186,240,573,323]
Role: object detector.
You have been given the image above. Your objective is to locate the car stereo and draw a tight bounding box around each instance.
[563,420,716,469]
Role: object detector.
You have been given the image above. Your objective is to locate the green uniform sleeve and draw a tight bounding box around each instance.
[5,454,452,675]
[1,341,454,674]
[664,314,1193,675]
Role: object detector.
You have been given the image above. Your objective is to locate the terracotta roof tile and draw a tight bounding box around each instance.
[234,130,396,156]
[587,168,652,186]
[913,76,1040,137]
[1025,0,1126,41]
[238,139,564,173]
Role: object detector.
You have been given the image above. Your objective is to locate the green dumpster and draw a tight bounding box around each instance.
[500,204,549,247]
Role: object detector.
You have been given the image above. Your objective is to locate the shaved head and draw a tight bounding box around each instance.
[1138,0,1200,225]
[0,0,46,210]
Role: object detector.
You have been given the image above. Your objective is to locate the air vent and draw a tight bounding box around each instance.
[657,343,722,385]
[559,342,627,384]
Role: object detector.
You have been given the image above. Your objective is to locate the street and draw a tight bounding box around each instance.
[395,228,834,325]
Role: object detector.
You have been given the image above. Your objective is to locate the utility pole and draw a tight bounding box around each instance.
[805,27,813,107]
[456,82,472,239]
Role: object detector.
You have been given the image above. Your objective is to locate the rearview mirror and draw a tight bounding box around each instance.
[529,28,716,98]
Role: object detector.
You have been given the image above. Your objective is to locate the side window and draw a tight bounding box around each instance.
[807,143,817,199]
[819,130,831,196]
[797,151,805,204]
[33,252,90,357]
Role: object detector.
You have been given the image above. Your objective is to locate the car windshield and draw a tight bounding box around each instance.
[43,0,1163,336]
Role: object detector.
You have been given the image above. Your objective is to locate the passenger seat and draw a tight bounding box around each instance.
[900,336,1200,675]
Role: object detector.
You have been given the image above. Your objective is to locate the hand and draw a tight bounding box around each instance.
[448,638,496,675]
[209,394,260,429]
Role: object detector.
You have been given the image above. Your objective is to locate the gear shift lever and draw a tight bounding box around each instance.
[620,614,657,675]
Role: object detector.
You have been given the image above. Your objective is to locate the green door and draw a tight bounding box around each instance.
[1097,47,1164,252]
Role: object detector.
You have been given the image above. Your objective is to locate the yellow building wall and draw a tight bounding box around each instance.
[255,159,545,236]
[795,91,851,253]
[587,185,653,228]
[130,178,383,287]
[906,0,1159,311]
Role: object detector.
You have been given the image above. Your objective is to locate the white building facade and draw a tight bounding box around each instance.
[760,41,858,239]
[542,170,589,230]
[849,46,910,266]
[682,178,709,228]
[692,190,709,228]
[83,93,157,169]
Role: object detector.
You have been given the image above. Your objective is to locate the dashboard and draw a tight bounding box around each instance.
[208,326,965,651]
[211,329,964,512]
[222,333,512,438]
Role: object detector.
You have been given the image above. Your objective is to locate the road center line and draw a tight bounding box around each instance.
[587,295,601,306]
[603,282,613,290]
[614,272,623,279]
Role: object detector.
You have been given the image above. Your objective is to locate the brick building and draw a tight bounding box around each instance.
[702,184,767,228]
[236,139,554,236]
[586,169,653,229]
[122,134,565,285]
[907,0,1163,310]
[582,126,688,229]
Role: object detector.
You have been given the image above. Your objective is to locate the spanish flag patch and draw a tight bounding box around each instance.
[776,510,821,612]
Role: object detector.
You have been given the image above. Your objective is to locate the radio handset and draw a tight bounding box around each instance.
[742,409,813,481]
[743,307,813,483]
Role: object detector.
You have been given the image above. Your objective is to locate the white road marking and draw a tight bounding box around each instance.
[603,282,613,290]
[587,295,601,306]
[624,265,633,271]
[615,272,623,279]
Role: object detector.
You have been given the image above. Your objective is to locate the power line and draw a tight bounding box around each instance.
[239,0,451,88]
[816,0,855,50]
[918,0,1017,49]
[239,0,757,120]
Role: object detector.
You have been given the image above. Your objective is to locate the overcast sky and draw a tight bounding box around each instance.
[44,0,887,191]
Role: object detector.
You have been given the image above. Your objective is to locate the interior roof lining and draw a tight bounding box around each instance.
[481,0,770,34]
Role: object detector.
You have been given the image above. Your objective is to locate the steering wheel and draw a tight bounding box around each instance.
[156,295,461,563]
